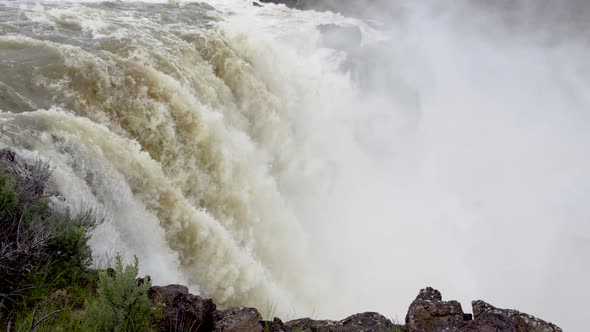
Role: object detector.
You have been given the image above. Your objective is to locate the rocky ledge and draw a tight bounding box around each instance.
[147,285,562,332]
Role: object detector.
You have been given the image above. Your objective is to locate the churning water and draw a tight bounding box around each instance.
[0,0,588,330]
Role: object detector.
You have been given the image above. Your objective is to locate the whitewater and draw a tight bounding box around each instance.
[0,0,588,330]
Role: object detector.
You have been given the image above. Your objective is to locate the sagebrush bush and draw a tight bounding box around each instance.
[0,157,55,288]
[0,168,51,310]
[0,156,100,321]
[0,155,157,331]
[39,210,99,285]
[13,255,153,332]
[80,255,153,332]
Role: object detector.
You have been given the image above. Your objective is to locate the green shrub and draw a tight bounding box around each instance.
[0,157,156,331]
[0,171,18,212]
[0,169,50,313]
[38,210,100,285]
[79,255,153,332]
[48,211,95,268]
[0,158,100,326]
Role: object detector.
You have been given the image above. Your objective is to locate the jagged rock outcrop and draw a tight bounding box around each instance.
[405,287,469,331]
[334,312,401,332]
[147,284,561,332]
[148,284,216,332]
[405,287,562,332]
[466,300,562,332]
[285,317,338,331]
[213,307,263,332]
[261,318,288,332]
[266,312,401,332]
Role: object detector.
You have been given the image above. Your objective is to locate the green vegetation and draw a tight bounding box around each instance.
[262,301,278,332]
[80,256,153,332]
[0,160,156,331]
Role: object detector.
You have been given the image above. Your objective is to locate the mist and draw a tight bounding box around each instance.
[239,0,590,330]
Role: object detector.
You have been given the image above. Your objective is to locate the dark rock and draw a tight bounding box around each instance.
[213,307,263,332]
[285,317,337,332]
[259,0,298,8]
[0,149,16,164]
[415,287,443,302]
[285,312,398,332]
[148,285,216,332]
[405,287,468,332]
[136,275,151,286]
[404,287,563,332]
[463,300,562,332]
[143,283,562,332]
[335,312,399,332]
[261,318,287,332]
[460,313,517,332]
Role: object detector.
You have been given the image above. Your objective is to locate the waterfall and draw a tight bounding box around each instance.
[0,1,588,329]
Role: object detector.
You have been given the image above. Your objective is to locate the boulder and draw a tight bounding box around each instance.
[213,307,264,332]
[335,312,400,332]
[144,283,563,332]
[285,317,338,332]
[148,285,216,332]
[285,312,399,332]
[405,287,468,332]
[463,300,562,332]
[405,287,563,332]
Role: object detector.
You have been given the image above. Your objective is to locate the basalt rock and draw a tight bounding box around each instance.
[261,318,287,332]
[464,300,562,332]
[213,307,263,332]
[148,284,216,332]
[146,285,561,332]
[336,312,401,332]
[406,287,468,332]
[405,287,562,332]
[285,312,400,332]
[285,317,338,332]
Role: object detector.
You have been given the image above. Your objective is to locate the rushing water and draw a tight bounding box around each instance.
[0,0,588,330]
